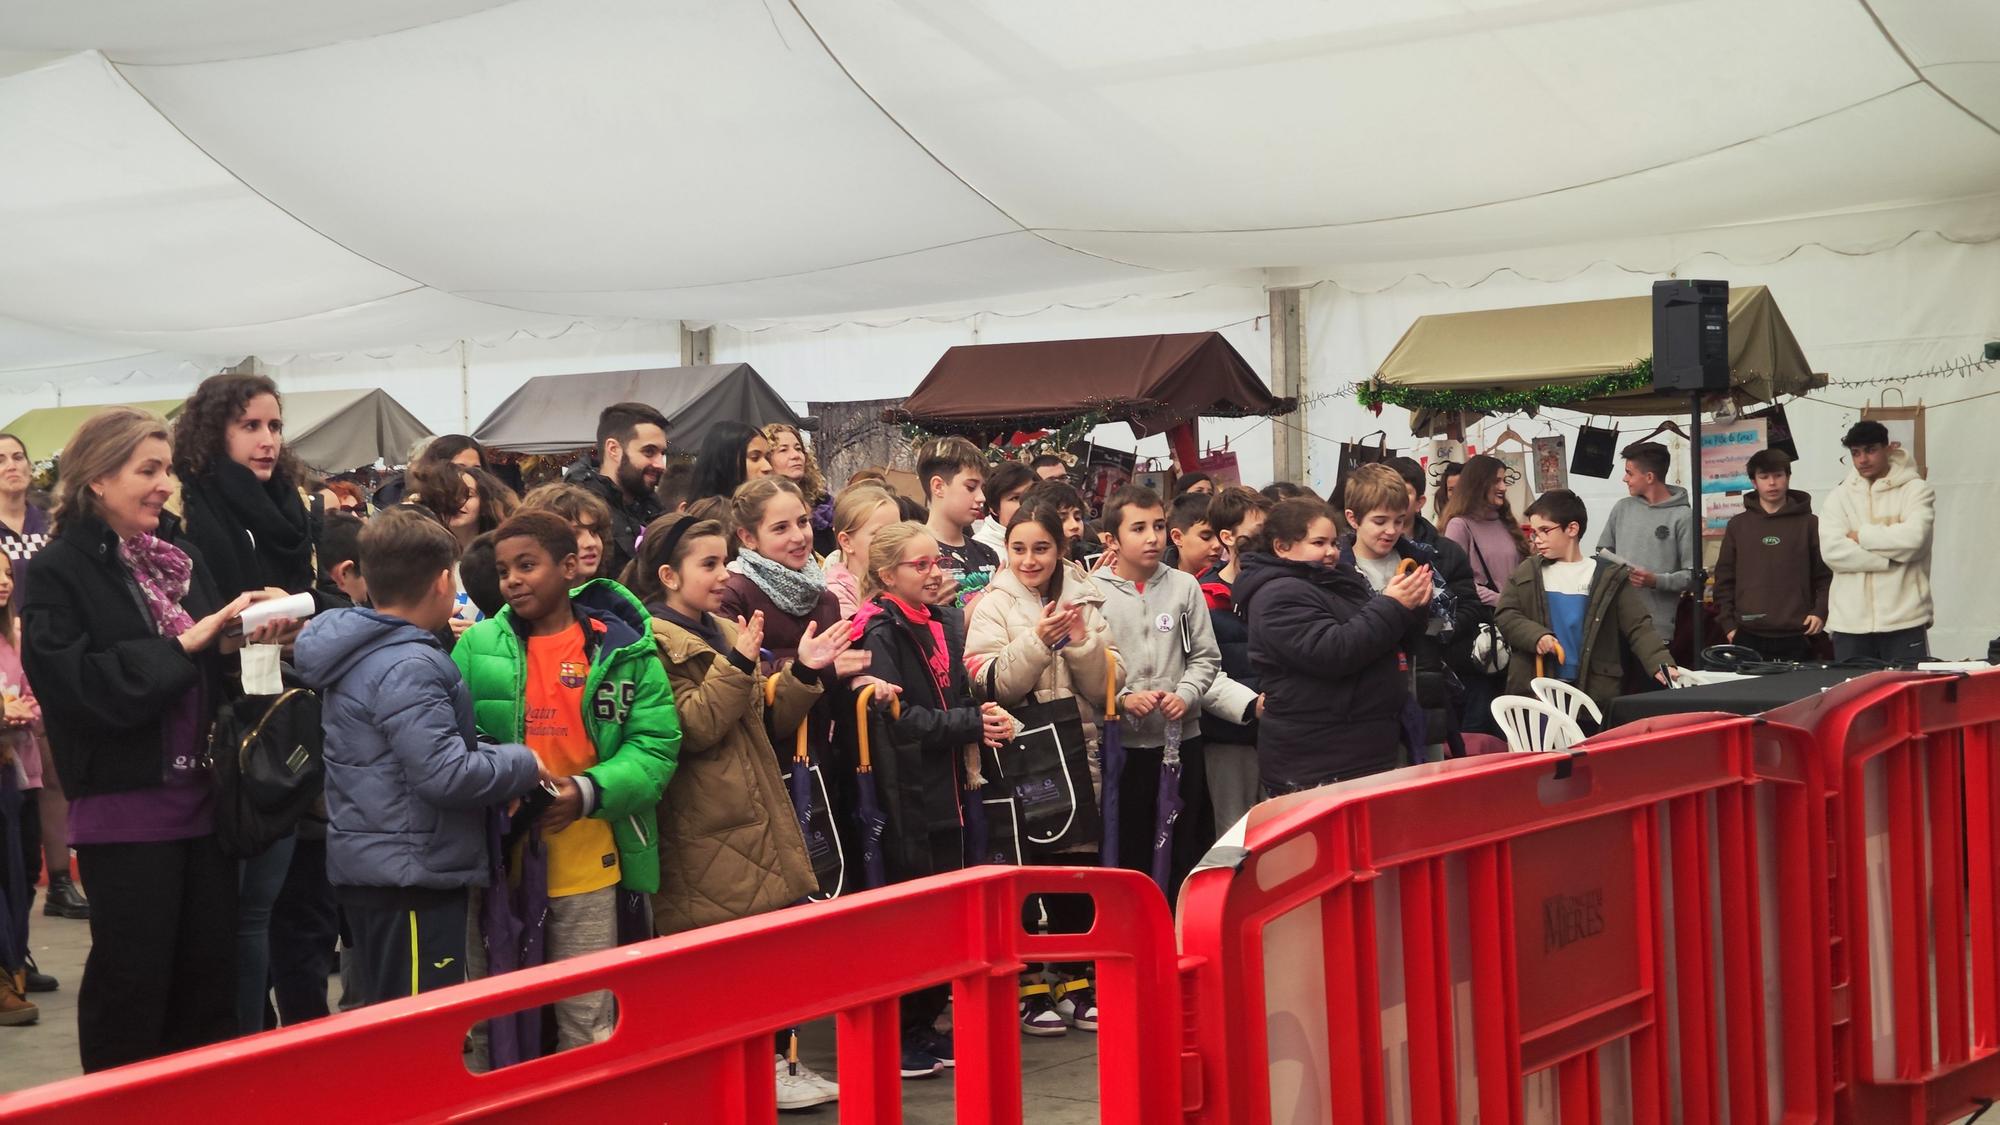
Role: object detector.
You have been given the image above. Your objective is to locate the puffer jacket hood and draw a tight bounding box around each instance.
[1235,550,1374,614]
[294,604,431,689]
[296,606,541,892]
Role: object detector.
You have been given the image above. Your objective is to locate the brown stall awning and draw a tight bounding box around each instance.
[1369,285,1824,427]
[888,331,1292,438]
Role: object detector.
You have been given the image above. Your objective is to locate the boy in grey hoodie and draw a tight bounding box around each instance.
[1596,441,1693,645]
[1093,486,1247,893]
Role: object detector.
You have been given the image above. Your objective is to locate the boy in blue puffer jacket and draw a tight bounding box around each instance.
[294,508,544,1008]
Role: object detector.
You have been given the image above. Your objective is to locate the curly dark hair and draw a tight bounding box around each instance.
[170,372,304,484]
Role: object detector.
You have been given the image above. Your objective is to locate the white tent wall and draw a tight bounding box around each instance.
[1295,215,2000,661]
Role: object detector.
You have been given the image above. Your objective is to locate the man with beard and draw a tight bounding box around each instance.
[584,402,668,581]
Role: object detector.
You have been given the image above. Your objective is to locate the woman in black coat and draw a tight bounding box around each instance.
[22,407,274,1071]
[170,373,319,1036]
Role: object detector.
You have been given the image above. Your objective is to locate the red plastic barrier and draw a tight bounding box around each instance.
[1770,668,2000,1125]
[0,867,1183,1124]
[1178,714,1831,1125]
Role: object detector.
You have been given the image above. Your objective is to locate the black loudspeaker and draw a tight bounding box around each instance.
[1652,279,1730,392]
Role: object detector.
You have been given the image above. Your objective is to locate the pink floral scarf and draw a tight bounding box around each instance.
[120,533,196,639]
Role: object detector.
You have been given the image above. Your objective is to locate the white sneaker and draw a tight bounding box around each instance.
[776,1053,839,1111]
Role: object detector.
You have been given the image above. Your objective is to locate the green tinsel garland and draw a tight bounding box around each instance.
[900,410,1107,465]
[1356,358,1653,414]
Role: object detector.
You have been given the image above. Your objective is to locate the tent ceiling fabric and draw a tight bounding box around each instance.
[0,0,1996,362]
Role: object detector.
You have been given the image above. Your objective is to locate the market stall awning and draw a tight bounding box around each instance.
[473,363,799,455]
[278,387,432,473]
[1364,285,1824,421]
[0,400,186,459]
[888,332,1291,438]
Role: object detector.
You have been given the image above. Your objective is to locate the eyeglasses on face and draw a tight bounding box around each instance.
[1524,525,1570,538]
[897,557,942,574]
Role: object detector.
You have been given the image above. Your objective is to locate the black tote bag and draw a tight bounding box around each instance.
[980,666,1100,857]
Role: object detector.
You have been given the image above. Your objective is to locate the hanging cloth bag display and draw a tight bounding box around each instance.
[1570,419,1619,478]
[1333,431,1392,507]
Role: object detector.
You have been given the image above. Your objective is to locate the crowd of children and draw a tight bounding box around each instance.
[43,393,1938,1114]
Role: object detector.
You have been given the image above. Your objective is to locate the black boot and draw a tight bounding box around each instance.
[43,875,90,920]
[22,954,57,993]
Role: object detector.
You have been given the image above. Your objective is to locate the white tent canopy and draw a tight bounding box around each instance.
[3,0,1997,376]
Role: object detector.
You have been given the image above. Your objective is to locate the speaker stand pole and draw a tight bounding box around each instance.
[1687,391,1705,666]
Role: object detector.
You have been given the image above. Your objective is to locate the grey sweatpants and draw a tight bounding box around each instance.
[466,883,618,1061]
[1205,742,1260,837]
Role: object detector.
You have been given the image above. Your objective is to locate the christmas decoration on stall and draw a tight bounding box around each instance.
[1357,358,1654,413]
[899,409,1105,469]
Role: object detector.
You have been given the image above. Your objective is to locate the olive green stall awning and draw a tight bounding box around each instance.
[1366,285,1824,426]
[0,400,186,460]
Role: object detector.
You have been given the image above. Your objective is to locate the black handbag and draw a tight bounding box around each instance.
[1570,422,1619,478]
[208,687,323,859]
[981,664,1100,857]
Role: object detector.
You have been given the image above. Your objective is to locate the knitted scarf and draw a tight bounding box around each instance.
[728,548,827,618]
[120,533,196,639]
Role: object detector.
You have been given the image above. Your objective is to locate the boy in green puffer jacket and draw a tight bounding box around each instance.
[455,510,679,1051]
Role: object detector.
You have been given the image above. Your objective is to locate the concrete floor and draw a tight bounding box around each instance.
[0,886,1104,1123]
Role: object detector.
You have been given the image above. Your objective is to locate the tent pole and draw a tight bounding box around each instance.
[1688,391,1705,665]
[1269,288,1306,484]
[458,340,470,432]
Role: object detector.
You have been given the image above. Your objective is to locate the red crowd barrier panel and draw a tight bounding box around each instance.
[1177,714,1832,1125]
[1770,668,2000,1125]
[0,867,1183,1125]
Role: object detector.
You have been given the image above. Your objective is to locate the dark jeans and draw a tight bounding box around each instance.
[342,892,468,1007]
[1110,738,1211,904]
[236,832,297,1034]
[75,836,239,1072]
[269,836,339,1025]
[1460,670,1505,737]
[1833,627,1930,665]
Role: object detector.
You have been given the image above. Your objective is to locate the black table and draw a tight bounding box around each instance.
[1604,666,1873,726]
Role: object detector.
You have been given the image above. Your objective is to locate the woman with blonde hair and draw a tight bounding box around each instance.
[763,422,835,557]
[23,407,285,1070]
[823,484,900,619]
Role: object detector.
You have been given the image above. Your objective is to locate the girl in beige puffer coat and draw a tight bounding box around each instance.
[964,505,1122,1040]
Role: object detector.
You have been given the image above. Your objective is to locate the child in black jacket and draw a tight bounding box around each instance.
[849,520,1014,1079]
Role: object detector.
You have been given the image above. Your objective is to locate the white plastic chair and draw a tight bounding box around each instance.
[1530,677,1604,730]
[1490,697,1587,754]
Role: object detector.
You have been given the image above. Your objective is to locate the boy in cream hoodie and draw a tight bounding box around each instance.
[1819,421,1935,663]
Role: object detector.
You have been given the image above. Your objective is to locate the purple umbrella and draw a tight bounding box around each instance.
[772,677,846,898]
[851,685,893,889]
[481,808,549,1069]
[1099,655,1126,868]
[1150,719,1186,895]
